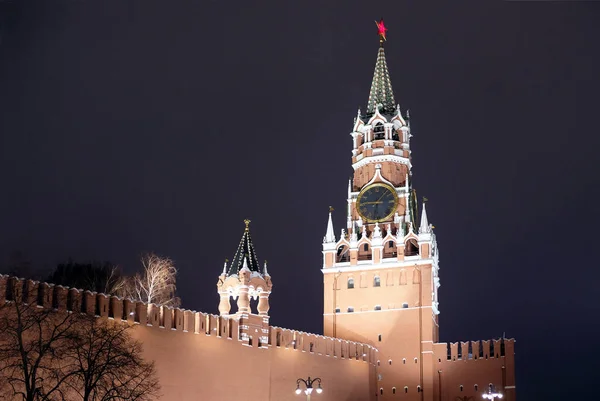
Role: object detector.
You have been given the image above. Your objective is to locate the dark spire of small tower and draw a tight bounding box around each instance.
[367,19,396,115]
[228,219,261,275]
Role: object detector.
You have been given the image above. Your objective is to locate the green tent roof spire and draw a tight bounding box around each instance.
[228,220,261,275]
[366,45,396,115]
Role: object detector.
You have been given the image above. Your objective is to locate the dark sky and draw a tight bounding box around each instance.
[1,0,599,399]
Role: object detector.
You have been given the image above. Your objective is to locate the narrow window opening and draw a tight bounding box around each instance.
[388,359,392,365]
[460,385,463,392]
[347,307,354,313]
[388,240,394,248]
[309,342,314,353]
[402,302,409,308]
[404,386,408,393]
[347,278,354,289]
[374,276,381,287]
[392,387,396,394]
[417,386,422,393]
[380,388,383,396]
[377,360,380,366]
[378,334,382,342]
[475,385,479,391]
[403,358,406,364]
[363,243,368,252]
[335,307,340,313]
[375,305,381,311]
[414,357,418,363]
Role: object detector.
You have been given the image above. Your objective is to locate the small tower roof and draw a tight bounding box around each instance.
[228,219,261,275]
[323,207,336,244]
[419,201,430,234]
[366,44,396,115]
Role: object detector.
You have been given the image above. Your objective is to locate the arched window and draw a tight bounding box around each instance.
[336,245,350,263]
[374,276,381,287]
[347,307,354,313]
[375,305,382,311]
[475,384,479,391]
[392,387,396,394]
[348,278,354,289]
[404,386,408,393]
[276,331,281,347]
[377,360,380,366]
[460,385,463,392]
[363,243,369,252]
[403,358,406,364]
[380,388,383,396]
[417,386,422,393]
[374,122,385,140]
[402,302,409,308]
[388,359,392,365]
[335,307,340,313]
[414,357,418,363]
[405,238,419,256]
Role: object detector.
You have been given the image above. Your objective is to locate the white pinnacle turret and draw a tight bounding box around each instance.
[373,222,382,239]
[263,261,270,277]
[222,260,228,275]
[240,257,250,273]
[419,202,430,234]
[323,210,336,244]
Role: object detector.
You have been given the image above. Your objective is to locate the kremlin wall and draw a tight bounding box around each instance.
[0,270,514,401]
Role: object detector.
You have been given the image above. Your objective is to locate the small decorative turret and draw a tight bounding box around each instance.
[216,220,272,317]
[419,201,430,234]
[323,207,336,244]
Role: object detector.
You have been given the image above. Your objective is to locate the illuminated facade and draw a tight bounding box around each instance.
[0,27,515,401]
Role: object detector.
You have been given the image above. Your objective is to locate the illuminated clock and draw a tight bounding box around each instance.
[356,183,398,223]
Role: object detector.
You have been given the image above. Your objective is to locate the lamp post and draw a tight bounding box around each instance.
[295,376,323,401]
[482,384,503,400]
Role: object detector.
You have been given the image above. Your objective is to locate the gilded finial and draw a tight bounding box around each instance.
[423,197,429,203]
[244,219,251,231]
[329,206,334,213]
[375,18,387,45]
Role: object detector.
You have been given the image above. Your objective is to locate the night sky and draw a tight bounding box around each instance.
[1,1,599,399]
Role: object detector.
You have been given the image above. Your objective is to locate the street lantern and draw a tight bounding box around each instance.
[295,376,323,400]
[482,384,503,400]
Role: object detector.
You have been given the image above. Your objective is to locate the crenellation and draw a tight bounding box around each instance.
[39,282,53,308]
[23,279,37,305]
[67,288,81,312]
[109,296,122,319]
[460,341,469,360]
[482,340,490,359]
[173,308,184,330]
[96,293,108,317]
[54,286,68,311]
[147,304,159,326]
[162,305,173,329]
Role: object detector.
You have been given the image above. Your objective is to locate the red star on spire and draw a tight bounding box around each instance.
[375,18,388,43]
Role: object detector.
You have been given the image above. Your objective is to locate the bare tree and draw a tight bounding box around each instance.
[0,281,161,401]
[0,283,82,401]
[47,261,128,297]
[66,317,160,401]
[129,253,180,307]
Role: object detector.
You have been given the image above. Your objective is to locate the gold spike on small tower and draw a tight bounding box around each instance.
[244,219,251,231]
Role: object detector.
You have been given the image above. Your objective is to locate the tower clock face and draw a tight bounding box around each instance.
[356,183,398,223]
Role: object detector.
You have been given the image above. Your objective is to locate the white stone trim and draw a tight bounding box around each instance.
[324,305,433,316]
[322,258,433,273]
[352,154,411,170]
